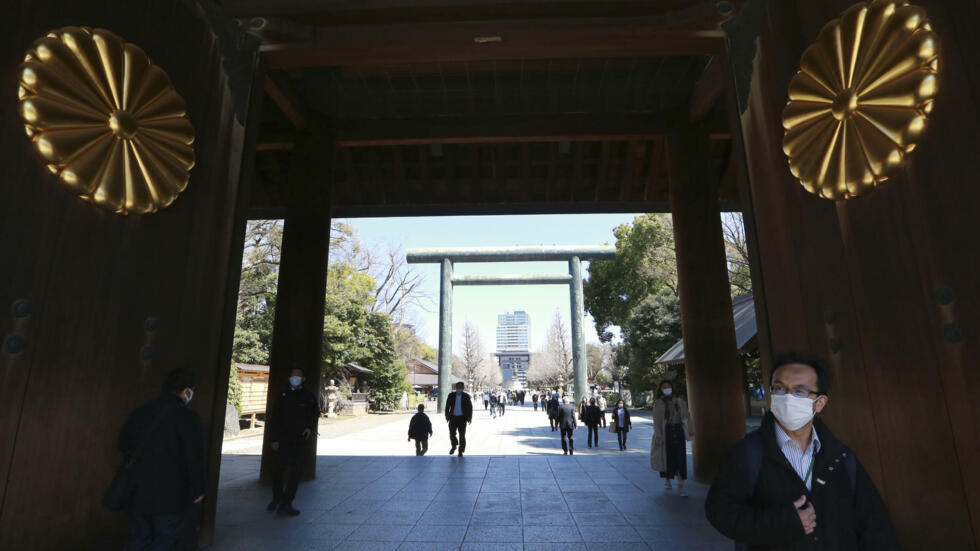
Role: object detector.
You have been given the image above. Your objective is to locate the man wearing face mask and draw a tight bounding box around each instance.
[117,368,205,550]
[267,367,319,516]
[705,352,898,550]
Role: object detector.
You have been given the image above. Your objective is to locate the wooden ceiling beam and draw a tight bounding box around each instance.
[333,113,672,147]
[689,56,724,121]
[263,75,309,129]
[258,16,724,69]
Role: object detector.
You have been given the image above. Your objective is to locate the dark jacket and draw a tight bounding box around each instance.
[268,385,319,444]
[558,403,577,429]
[582,404,604,426]
[444,390,473,422]
[408,412,433,440]
[546,397,560,417]
[613,406,632,431]
[118,393,205,515]
[532,394,539,402]
[705,413,898,551]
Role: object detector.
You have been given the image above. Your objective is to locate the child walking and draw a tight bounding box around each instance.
[408,404,433,456]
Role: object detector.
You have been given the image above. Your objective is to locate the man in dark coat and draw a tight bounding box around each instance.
[118,368,205,551]
[267,367,319,516]
[546,393,560,431]
[408,404,433,456]
[705,353,898,550]
[557,397,577,455]
[582,397,604,448]
[532,392,539,411]
[444,381,473,457]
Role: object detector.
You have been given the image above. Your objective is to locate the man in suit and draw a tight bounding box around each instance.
[557,396,578,455]
[444,381,473,457]
[546,393,560,431]
[267,367,319,516]
[118,368,205,551]
[583,397,604,448]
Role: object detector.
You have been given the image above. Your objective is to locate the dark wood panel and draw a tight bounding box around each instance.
[0,0,259,548]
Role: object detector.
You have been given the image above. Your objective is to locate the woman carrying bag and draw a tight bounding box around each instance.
[650,380,692,497]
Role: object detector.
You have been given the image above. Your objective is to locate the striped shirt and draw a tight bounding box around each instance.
[774,423,821,490]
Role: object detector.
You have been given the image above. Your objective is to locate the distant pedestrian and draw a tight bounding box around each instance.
[583,398,604,448]
[597,393,607,427]
[578,396,588,421]
[408,404,433,456]
[489,393,498,418]
[483,392,489,411]
[613,399,632,451]
[117,368,204,550]
[267,367,319,516]
[445,382,473,457]
[498,392,506,416]
[546,393,560,431]
[557,396,577,455]
[706,353,897,550]
[532,392,539,411]
[650,381,692,496]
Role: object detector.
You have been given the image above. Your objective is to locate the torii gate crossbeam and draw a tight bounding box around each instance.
[406,246,616,411]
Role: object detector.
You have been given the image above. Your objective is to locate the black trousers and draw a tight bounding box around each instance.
[549,416,558,431]
[617,428,628,449]
[125,506,196,551]
[587,424,599,446]
[483,400,488,410]
[560,427,574,452]
[272,442,303,506]
[448,417,467,452]
[533,402,538,411]
[415,438,429,456]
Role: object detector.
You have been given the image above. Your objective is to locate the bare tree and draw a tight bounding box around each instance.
[455,320,487,389]
[536,309,574,387]
[721,213,752,296]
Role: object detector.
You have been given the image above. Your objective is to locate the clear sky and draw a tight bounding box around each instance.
[342,214,642,355]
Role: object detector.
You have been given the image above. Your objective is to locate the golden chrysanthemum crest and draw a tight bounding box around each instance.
[781,0,939,200]
[17,26,195,214]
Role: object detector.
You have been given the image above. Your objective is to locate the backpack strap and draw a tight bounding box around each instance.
[744,429,765,497]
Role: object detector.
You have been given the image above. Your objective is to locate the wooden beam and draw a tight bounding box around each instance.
[333,113,671,147]
[263,75,308,129]
[260,17,725,68]
[689,56,725,121]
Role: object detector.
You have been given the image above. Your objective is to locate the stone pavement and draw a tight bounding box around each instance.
[212,404,732,550]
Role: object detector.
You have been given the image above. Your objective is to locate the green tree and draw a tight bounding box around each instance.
[227,361,243,414]
[584,214,677,341]
[622,288,684,392]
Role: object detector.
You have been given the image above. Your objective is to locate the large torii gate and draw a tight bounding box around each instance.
[406,246,616,411]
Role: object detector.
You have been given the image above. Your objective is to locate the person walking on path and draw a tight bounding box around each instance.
[117,368,205,550]
[578,396,588,422]
[532,392,539,411]
[613,399,632,450]
[498,392,506,416]
[546,393,560,431]
[557,396,578,455]
[489,393,498,418]
[597,393,607,427]
[483,392,489,411]
[267,367,319,516]
[706,353,897,550]
[408,404,433,456]
[583,397,604,448]
[445,381,473,457]
[650,380,692,496]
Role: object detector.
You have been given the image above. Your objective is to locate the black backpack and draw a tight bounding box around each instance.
[734,429,857,551]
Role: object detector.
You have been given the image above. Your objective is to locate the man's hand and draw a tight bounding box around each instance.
[302,428,312,440]
[194,495,205,504]
[794,495,816,534]
[467,420,472,425]
[271,441,280,451]
[408,437,411,442]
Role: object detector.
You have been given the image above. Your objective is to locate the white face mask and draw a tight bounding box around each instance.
[183,388,194,405]
[771,394,816,431]
[662,388,673,396]
[289,376,303,387]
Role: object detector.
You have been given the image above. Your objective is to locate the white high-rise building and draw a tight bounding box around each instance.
[496,311,531,389]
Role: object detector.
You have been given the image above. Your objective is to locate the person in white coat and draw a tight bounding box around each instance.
[650,380,692,496]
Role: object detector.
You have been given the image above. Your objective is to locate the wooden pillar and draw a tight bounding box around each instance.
[260,134,332,483]
[667,125,745,482]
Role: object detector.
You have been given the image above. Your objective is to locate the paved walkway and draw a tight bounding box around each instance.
[213,404,731,550]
